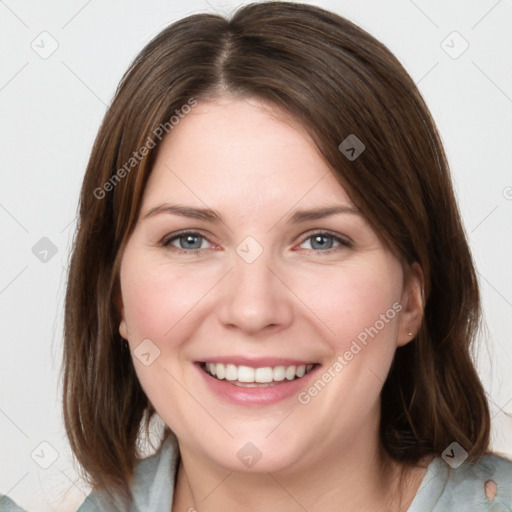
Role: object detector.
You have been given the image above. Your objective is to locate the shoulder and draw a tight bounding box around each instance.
[411,452,512,512]
[470,453,512,507]
[0,495,29,512]
[77,434,180,512]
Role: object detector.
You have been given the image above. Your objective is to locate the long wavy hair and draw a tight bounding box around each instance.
[62,1,490,505]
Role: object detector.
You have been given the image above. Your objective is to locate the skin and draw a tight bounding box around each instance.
[117,97,426,512]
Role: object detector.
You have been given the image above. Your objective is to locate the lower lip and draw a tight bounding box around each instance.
[195,363,319,406]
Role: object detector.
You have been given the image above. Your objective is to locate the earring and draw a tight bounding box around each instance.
[408,331,413,336]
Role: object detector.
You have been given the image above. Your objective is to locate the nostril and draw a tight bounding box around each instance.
[484,479,497,503]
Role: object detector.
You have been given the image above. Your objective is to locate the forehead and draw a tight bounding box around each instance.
[141,98,354,215]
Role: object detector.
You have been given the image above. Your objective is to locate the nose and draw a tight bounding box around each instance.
[216,250,294,336]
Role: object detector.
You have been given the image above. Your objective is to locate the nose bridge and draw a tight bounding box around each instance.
[217,241,293,334]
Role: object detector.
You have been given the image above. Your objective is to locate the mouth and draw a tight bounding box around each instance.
[199,361,318,388]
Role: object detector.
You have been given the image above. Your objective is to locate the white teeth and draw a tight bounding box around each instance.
[237,365,255,382]
[255,367,273,383]
[285,366,296,380]
[273,366,286,381]
[225,364,237,381]
[203,362,315,383]
[215,363,225,379]
[233,381,278,388]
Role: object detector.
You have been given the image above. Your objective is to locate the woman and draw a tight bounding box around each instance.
[54,2,511,511]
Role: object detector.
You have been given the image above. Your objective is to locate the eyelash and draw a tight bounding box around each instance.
[160,230,352,256]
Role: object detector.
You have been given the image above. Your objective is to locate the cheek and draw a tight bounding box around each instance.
[119,253,205,418]
[120,252,215,343]
[291,263,401,353]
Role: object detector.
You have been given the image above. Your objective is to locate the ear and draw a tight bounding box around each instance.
[113,282,129,340]
[396,262,424,347]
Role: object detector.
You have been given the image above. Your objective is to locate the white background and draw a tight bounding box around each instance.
[1,0,511,510]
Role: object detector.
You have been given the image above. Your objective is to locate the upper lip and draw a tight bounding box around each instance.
[197,356,318,367]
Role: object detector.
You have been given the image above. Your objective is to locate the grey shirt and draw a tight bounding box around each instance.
[2,437,511,511]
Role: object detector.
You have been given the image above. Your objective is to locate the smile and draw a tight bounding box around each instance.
[200,362,316,387]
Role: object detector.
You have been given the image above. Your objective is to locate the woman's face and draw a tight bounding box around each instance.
[118,97,421,474]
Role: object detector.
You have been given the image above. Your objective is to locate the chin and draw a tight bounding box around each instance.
[202,436,309,474]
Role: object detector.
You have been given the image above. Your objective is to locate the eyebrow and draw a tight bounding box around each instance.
[142,204,360,223]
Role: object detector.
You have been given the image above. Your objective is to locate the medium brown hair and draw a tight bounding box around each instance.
[62,1,490,505]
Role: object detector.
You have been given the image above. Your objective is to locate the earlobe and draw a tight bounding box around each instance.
[113,284,128,339]
[397,262,425,347]
[119,319,128,340]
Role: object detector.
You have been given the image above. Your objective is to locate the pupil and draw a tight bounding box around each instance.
[182,235,201,249]
[312,235,332,250]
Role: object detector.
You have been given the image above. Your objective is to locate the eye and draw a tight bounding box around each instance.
[160,231,212,255]
[159,230,352,256]
[298,231,352,253]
